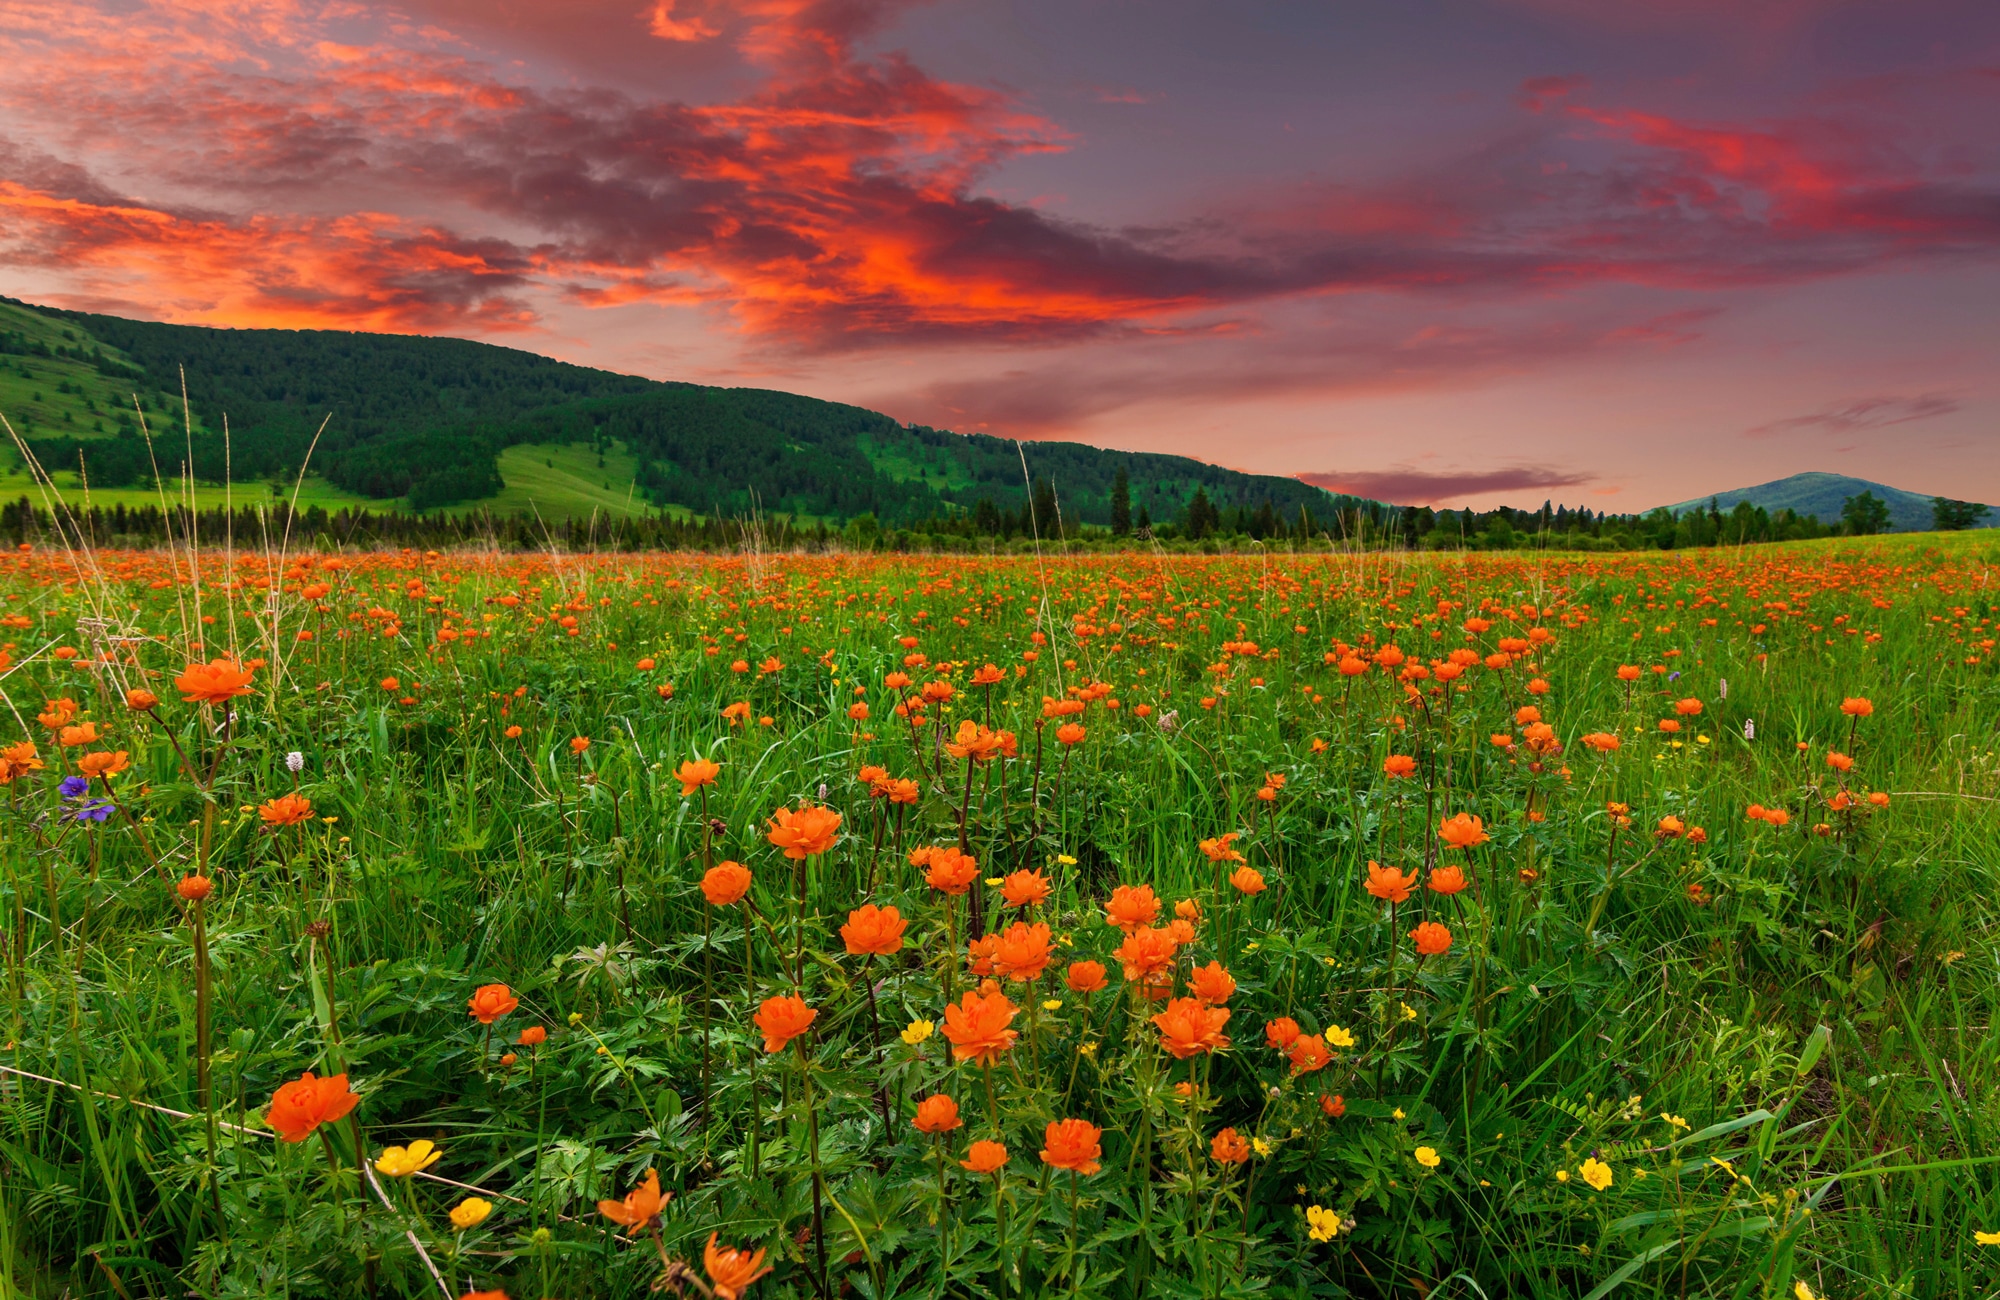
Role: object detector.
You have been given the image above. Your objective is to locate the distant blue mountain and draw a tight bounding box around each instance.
[1669,472,1994,532]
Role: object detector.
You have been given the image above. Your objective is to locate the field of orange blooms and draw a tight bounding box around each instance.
[2,533,1999,1300]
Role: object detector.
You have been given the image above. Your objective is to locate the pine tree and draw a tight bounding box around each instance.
[1110,464,1132,536]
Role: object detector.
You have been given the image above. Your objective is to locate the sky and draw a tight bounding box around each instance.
[1,0,1997,510]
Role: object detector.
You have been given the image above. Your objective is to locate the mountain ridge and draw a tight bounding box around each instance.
[1668,471,1994,533]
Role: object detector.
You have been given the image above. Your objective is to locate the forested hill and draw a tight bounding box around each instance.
[2,296,1367,529]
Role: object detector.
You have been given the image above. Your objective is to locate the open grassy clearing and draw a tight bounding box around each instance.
[0,535,1997,1298]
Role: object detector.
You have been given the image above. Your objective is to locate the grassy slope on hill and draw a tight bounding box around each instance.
[1670,471,1994,532]
[4,296,1363,526]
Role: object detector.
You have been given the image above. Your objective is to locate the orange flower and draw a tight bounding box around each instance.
[1230,865,1267,895]
[1427,865,1468,895]
[1382,754,1418,779]
[1198,832,1246,863]
[1840,697,1873,716]
[504,725,523,739]
[1656,815,1685,838]
[1868,791,1890,807]
[1616,664,1642,682]
[1657,718,1682,733]
[75,750,129,779]
[517,1025,547,1046]
[1580,732,1620,752]
[754,994,817,1053]
[597,1168,668,1235]
[1320,1093,1346,1118]
[1409,921,1453,956]
[1000,869,1051,908]
[940,983,1019,1064]
[912,1094,963,1135]
[1040,1119,1103,1175]
[37,698,77,729]
[971,663,1005,686]
[766,805,842,858]
[126,689,159,711]
[992,921,1053,983]
[1263,1016,1302,1049]
[945,720,1006,762]
[924,846,979,895]
[1188,960,1236,1004]
[960,1139,1009,1174]
[264,1071,359,1142]
[570,736,591,755]
[468,983,520,1024]
[260,792,314,826]
[1153,997,1231,1058]
[840,904,907,956]
[1437,813,1488,850]
[176,658,255,705]
[675,758,720,796]
[177,875,213,902]
[1065,960,1108,993]
[1674,697,1704,716]
[885,778,920,804]
[1211,1127,1251,1164]
[1055,722,1086,746]
[58,722,100,747]
[1826,751,1854,772]
[1104,883,1160,931]
[1364,860,1418,904]
[1113,925,1179,987]
[702,862,752,906]
[1286,1035,1331,1074]
[703,1233,773,1300]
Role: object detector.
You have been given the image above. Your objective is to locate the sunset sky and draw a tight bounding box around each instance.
[2,0,1997,508]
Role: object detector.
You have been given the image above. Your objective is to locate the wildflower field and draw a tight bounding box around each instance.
[3,534,1999,1300]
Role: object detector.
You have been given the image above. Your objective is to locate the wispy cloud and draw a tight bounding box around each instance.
[1296,465,1595,505]
[1745,393,1960,437]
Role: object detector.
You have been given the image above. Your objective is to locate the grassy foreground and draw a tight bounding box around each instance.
[0,535,1998,1299]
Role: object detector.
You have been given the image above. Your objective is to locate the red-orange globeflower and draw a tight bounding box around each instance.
[1040,1119,1104,1175]
[702,862,753,906]
[945,720,1006,762]
[912,1094,963,1134]
[1840,697,1874,716]
[1286,1035,1331,1075]
[1065,960,1108,993]
[840,904,907,956]
[1427,865,1469,895]
[1211,1127,1251,1164]
[1055,722,1086,746]
[992,920,1053,983]
[1438,813,1489,850]
[1188,960,1236,1004]
[675,758,720,796]
[1113,925,1179,987]
[960,1139,1009,1174]
[517,1025,548,1046]
[1320,1093,1346,1118]
[260,792,314,826]
[754,994,817,1053]
[177,874,213,902]
[1198,833,1246,863]
[1409,921,1453,956]
[940,982,1019,1064]
[1580,732,1621,753]
[57,722,100,748]
[1264,1016,1302,1049]
[468,983,519,1024]
[1674,697,1704,716]
[704,1233,773,1300]
[1230,865,1267,895]
[1104,883,1161,931]
[767,805,842,858]
[1000,869,1051,908]
[597,1168,668,1235]
[1153,997,1231,1058]
[176,658,255,705]
[75,750,129,779]
[1364,860,1418,904]
[1826,751,1854,772]
[264,1071,360,1142]
[924,846,980,894]
[570,736,591,755]
[1383,754,1418,779]
[125,689,159,711]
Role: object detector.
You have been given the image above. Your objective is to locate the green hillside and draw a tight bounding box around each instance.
[1670,472,1994,533]
[0,296,1368,530]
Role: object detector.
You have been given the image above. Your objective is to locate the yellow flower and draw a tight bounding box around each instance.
[1792,1283,1815,1300]
[1399,1002,1417,1021]
[1042,999,1063,1011]
[1977,1230,2000,1246]
[984,877,1005,887]
[1661,1112,1689,1130]
[901,1019,935,1045]
[374,1139,443,1178]
[1415,1147,1441,1169]
[1056,854,1077,865]
[1391,1108,1405,1121]
[1305,1205,1341,1242]
[1324,1024,1355,1049]
[449,1197,493,1230]
[1580,1158,1613,1191]
[567,1012,584,1026]
[1252,1136,1276,1158]
[1555,1169,1571,1183]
